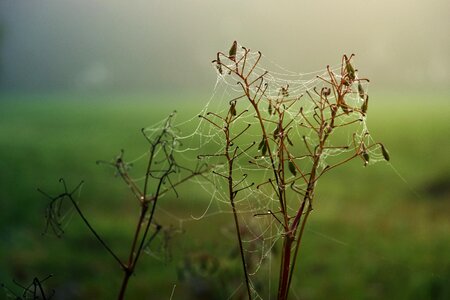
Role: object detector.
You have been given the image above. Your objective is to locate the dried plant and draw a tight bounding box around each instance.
[38,112,208,299]
[199,100,255,298]
[24,42,390,300]
[1,274,54,300]
[202,41,390,299]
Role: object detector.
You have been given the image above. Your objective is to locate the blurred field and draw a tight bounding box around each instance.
[0,91,449,299]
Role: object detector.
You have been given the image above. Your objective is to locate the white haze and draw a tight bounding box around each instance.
[0,0,449,93]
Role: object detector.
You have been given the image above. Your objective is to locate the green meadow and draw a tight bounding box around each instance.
[1,91,449,299]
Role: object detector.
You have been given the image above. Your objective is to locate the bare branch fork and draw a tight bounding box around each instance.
[199,100,254,299]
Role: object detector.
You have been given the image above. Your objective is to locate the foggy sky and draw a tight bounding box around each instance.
[0,0,449,92]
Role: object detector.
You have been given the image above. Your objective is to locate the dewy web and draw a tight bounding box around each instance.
[137,42,389,298]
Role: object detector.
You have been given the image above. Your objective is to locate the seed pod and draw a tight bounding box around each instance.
[288,160,297,176]
[229,41,237,61]
[286,134,294,146]
[361,95,369,114]
[380,144,390,161]
[261,141,268,156]
[230,102,237,116]
[362,151,370,166]
[268,100,272,115]
[322,87,331,97]
[346,59,356,80]
[358,83,365,99]
[273,127,279,140]
[257,137,265,150]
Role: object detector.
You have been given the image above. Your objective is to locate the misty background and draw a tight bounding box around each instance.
[1,2,449,299]
[0,0,449,94]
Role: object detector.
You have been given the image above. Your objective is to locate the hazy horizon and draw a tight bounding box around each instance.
[1,0,449,93]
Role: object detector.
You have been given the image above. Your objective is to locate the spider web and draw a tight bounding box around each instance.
[134,43,387,298]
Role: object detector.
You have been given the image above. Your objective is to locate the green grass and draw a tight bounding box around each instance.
[1,91,449,299]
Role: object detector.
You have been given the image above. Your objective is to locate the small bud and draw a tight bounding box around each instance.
[288,160,297,176]
[346,58,356,80]
[261,141,268,156]
[358,83,365,99]
[322,87,331,97]
[361,95,369,114]
[230,102,237,116]
[257,137,265,151]
[380,144,390,161]
[362,151,370,166]
[286,134,294,146]
[273,127,279,140]
[229,41,237,61]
